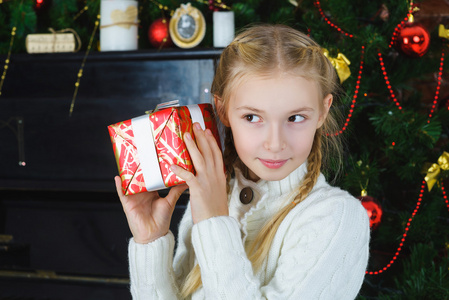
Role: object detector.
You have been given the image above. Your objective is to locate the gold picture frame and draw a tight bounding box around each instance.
[169,3,206,49]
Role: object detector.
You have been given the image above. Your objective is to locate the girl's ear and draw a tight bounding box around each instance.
[214,95,230,127]
[317,93,333,129]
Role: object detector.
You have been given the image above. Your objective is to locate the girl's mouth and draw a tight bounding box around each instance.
[259,159,288,169]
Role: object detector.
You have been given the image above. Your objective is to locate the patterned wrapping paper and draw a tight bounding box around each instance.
[108,103,221,195]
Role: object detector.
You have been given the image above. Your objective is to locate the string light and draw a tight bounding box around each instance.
[427,48,445,122]
[0,26,16,97]
[377,51,403,110]
[69,14,100,116]
[366,180,426,275]
[327,45,365,136]
[313,0,354,38]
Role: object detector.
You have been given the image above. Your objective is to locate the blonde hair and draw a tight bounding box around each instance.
[181,24,343,297]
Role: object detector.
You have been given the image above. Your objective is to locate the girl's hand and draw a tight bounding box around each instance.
[170,123,228,224]
[115,176,187,244]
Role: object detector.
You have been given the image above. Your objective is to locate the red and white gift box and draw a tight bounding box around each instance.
[108,103,221,195]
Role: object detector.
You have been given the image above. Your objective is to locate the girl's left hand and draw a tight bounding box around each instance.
[170,122,228,224]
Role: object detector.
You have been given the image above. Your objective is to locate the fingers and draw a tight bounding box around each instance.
[187,123,212,169]
[205,129,224,170]
[166,183,188,208]
[187,123,222,170]
[114,176,125,199]
[115,176,132,213]
[170,164,195,183]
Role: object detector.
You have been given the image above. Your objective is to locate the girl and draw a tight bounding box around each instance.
[115,24,370,299]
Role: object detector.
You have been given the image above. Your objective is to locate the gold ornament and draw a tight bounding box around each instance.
[439,24,449,40]
[361,189,368,197]
[424,151,449,191]
[169,3,206,49]
[322,48,351,83]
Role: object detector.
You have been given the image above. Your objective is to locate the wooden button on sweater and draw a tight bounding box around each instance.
[239,187,254,204]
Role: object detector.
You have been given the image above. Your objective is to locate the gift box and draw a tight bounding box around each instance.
[26,28,81,54]
[108,103,221,195]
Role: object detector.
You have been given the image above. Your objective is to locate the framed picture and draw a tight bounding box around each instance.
[169,3,206,49]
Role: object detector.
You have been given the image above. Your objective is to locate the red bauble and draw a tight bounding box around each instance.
[358,195,383,230]
[396,22,430,57]
[148,18,173,48]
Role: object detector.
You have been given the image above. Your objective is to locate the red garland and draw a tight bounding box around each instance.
[428,48,445,122]
[389,7,415,48]
[377,51,403,110]
[366,181,449,275]
[366,180,426,275]
[327,45,365,136]
[443,182,449,210]
[313,0,354,38]
[377,47,445,117]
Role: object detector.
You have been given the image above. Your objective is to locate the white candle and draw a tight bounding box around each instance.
[100,0,138,51]
[213,11,234,48]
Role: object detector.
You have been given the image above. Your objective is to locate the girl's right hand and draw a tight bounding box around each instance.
[115,176,188,244]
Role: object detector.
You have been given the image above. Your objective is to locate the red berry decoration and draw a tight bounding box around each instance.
[396,22,430,57]
[148,18,173,48]
[358,194,383,230]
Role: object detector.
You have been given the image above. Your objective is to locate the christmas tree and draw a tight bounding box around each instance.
[1,0,449,298]
[289,1,449,298]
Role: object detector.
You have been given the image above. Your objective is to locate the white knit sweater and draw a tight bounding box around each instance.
[128,163,370,299]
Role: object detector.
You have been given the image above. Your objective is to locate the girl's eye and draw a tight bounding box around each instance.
[288,115,305,122]
[244,114,261,123]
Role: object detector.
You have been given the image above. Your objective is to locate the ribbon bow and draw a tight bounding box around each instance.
[439,24,449,40]
[145,100,180,114]
[322,48,351,83]
[425,151,449,191]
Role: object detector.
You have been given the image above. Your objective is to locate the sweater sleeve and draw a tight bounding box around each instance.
[191,216,260,298]
[128,232,181,299]
[191,192,370,300]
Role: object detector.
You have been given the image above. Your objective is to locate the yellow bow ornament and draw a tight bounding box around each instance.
[322,48,351,84]
[425,151,449,191]
[439,24,449,40]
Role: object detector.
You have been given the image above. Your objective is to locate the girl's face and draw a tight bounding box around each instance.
[221,74,332,182]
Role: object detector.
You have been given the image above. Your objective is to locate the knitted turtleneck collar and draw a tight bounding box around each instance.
[228,163,326,242]
[234,162,309,199]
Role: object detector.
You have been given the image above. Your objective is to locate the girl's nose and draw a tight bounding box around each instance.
[264,125,286,152]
